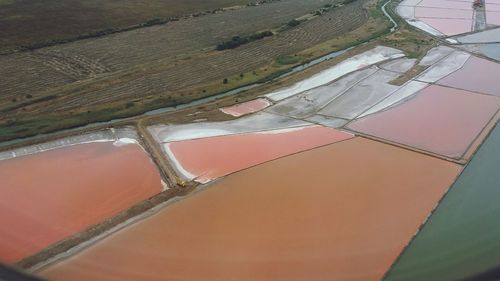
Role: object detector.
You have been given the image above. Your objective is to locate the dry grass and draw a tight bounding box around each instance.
[0,0,258,52]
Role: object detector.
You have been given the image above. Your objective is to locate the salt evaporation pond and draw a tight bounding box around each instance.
[414,7,472,19]
[347,85,500,159]
[385,124,500,281]
[39,137,460,281]
[436,56,500,97]
[0,132,164,264]
[165,125,353,183]
[418,18,472,36]
[220,98,272,117]
[149,112,309,143]
[397,0,474,36]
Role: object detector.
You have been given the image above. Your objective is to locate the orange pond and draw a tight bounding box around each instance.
[0,142,163,264]
[165,125,353,183]
[40,137,461,281]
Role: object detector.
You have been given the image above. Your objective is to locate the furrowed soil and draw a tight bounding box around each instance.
[0,0,375,142]
[0,0,265,52]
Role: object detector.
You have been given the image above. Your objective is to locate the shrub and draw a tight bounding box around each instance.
[287,19,301,27]
[216,31,273,51]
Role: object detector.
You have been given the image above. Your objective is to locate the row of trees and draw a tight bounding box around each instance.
[216,31,274,51]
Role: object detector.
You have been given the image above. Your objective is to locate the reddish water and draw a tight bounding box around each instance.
[40,137,460,281]
[348,85,500,159]
[438,56,500,97]
[0,142,163,264]
[220,98,271,117]
[166,125,353,183]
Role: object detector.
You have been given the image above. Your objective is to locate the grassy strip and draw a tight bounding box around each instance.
[0,95,58,114]
[18,188,180,269]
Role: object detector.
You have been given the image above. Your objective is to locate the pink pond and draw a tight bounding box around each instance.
[0,142,164,263]
[347,85,500,159]
[417,0,473,10]
[487,11,500,25]
[165,126,353,183]
[487,3,500,11]
[418,18,472,35]
[437,56,500,97]
[415,7,472,19]
[220,98,271,117]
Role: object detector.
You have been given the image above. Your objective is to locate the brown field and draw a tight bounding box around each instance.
[0,0,374,142]
[0,0,265,52]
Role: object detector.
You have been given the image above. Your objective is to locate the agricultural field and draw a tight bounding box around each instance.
[0,0,375,142]
[0,0,265,53]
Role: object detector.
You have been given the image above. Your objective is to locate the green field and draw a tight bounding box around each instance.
[385,124,500,281]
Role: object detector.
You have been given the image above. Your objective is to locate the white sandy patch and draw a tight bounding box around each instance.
[0,127,141,161]
[419,46,455,66]
[358,81,429,118]
[380,58,417,73]
[304,115,350,128]
[399,0,422,6]
[113,137,139,147]
[160,180,170,191]
[163,143,196,181]
[254,126,313,135]
[397,5,416,19]
[148,112,310,143]
[407,20,444,36]
[264,46,405,102]
[416,51,471,82]
[455,27,500,43]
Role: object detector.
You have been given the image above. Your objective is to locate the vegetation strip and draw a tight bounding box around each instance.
[216,31,273,50]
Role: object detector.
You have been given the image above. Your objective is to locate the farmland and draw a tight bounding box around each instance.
[0,0,376,142]
[0,0,269,53]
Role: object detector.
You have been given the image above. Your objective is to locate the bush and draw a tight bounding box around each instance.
[216,31,273,51]
[287,19,301,27]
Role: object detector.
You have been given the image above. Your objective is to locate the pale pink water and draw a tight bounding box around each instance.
[415,7,473,19]
[486,3,500,11]
[417,0,473,10]
[487,11,500,25]
[418,18,472,35]
[220,98,271,117]
[347,85,500,159]
[438,56,500,97]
